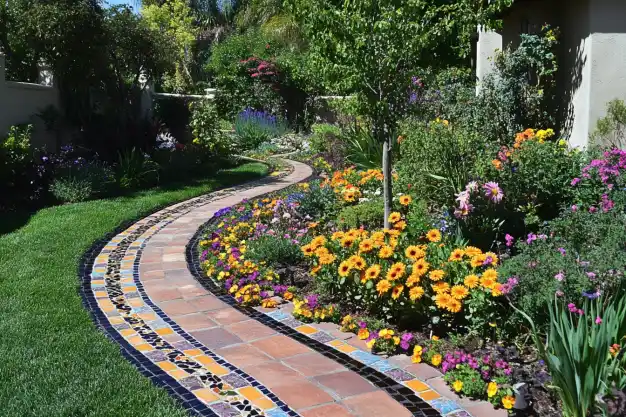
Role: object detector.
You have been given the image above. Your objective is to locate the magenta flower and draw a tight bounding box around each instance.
[554,271,565,281]
[558,247,566,256]
[483,182,503,203]
[595,316,603,324]
[571,178,581,186]
[505,234,514,247]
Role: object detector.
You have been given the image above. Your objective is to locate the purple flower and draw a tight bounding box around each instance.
[558,247,566,256]
[526,233,537,245]
[358,321,367,329]
[586,272,597,280]
[583,290,600,299]
[483,181,504,203]
[505,234,514,247]
[554,271,565,281]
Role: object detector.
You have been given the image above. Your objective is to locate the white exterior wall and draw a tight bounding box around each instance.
[0,54,60,149]
[476,27,502,92]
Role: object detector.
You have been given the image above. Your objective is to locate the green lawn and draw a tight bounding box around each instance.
[0,162,268,417]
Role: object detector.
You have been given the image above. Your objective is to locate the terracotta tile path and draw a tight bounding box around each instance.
[84,160,506,417]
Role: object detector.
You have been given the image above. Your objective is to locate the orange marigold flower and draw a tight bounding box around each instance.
[409,286,425,300]
[426,229,441,242]
[283,291,294,301]
[447,298,462,313]
[405,245,426,260]
[429,269,445,281]
[391,284,404,300]
[359,239,374,253]
[376,279,391,295]
[434,293,453,310]
[338,261,351,277]
[378,245,393,259]
[412,258,429,276]
[365,264,381,280]
[451,285,469,299]
[502,395,515,410]
[357,328,370,340]
[388,212,402,223]
[399,195,412,206]
[449,249,465,262]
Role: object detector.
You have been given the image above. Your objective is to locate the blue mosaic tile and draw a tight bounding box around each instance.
[429,398,461,415]
[369,359,395,372]
[445,411,471,417]
[265,310,289,321]
[147,318,170,329]
[349,350,382,365]
[265,408,290,417]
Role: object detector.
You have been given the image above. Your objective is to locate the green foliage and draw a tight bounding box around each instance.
[515,292,626,417]
[344,127,400,170]
[297,180,340,220]
[591,99,626,149]
[247,235,303,266]
[499,204,626,334]
[50,160,114,203]
[234,109,289,151]
[115,148,159,189]
[189,99,232,157]
[396,121,487,209]
[142,0,197,93]
[50,177,93,203]
[308,123,342,154]
[337,200,384,230]
[0,125,40,209]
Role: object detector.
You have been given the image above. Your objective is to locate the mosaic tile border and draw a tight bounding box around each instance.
[79,171,301,417]
[185,192,467,417]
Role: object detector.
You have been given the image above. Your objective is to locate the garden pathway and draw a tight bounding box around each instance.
[81,160,505,417]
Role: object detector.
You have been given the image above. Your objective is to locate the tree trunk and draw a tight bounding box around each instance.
[382,137,393,229]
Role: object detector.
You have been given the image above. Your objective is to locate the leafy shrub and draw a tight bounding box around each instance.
[337,200,384,229]
[344,127,399,170]
[189,99,232,157]
[247,235,304,267]
[396,120,487,210]
[309,123,342,154]
[115,148,159,189]
[498,203,626,334]
[591,99,626,149]
[234,108,288,151]
[297,180,340,220]
[50,177,93,203]
[0,125,42,209]
[570,148,626,212]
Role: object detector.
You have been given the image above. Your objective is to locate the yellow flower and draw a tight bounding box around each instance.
[431,354,442,366]
[429,269,445,281]
[491,284,504,297]
[332,231,345,241]
[502,395,515,409]
[470,255,485,268]
[261,298,277,308]
[378,245,393,259]
[487,382,498,398]
[484,251,499,266]
[426,229,442,242]
[301,244,315,256]
[311,235,327,249]
[315,247,329,257]
[348,255,367,270]
[409,286,425,301]
[341,236,355,248]
[386,268,402,281]
[406,273,420,287]
[447,298,462,313]
[405,245,426,260]
[363,264,381,280]
[464,274,479,289]
[391,284,404,300]
[412,258,429,276]
[453,380,463,392]
[338,261,351,277]
[432,282,450,294]
[319,254,337,265]
[481,268,498,287]
[283,291,294,301]
[366,338,376,350]
[376,279,391,295]
[393,220,406,231]
[448,249,465,262]
[434,293,453,310]
[388,212,402,223]
[357,328,370,340]
[378,328,395,339]
[464,246,482,257]
[451,285,469,300]
[399,195,412,206]
[359,239,374,253]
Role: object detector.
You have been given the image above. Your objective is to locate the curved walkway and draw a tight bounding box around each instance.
[81,160,504,417]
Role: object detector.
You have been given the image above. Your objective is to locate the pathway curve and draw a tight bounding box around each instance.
[81,160,504,417]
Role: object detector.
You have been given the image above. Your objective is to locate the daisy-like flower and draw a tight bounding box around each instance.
[409,286,425,300]
[393,220,406,230]
[341,236,355,248]
[426,229,442,242]
[338,261,351,277]
[448,249,465,262]
[378,245,393,259]
[376,279,391,295]
[470,255,485,268]
[348,255,366,270]
[483,181,504,203]
[365,264,381,280]
[432,282,450,293]
[399,195,412,206]
[301,244,314,256]
[386,268,401,281]
[405,245,426,260]
[319,254,336,265]
[388,212,402,223]
[311,235,327,248]
[359,239,374,253]
[406,274,421,287]
[390,262,406,275]
[464,246,482,257]
[412,258,429,276]
[391,284,404,299]
[434,293,452,309]
[315,247,329,257]
[451,285,469,299]
[447,298,462,313]
[332,231,345,241]
[429,269,445,281]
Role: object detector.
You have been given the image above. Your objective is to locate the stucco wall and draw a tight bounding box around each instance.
[0,54,60,149]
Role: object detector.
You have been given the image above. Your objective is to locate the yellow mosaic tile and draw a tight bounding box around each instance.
[128,299,144,307]
[94,291,108,298]
[336,344,357,354]
[138,313,157,321]
[108,316,125,325]
[193,388,219,404]
[295,325,318,335]
[195,355,215,366]
[328,339,344,347]
[251,397,275,410]
[405,380,429,392]
[239,386,263,401]
[92,279,106,286]
[168,369,189,380]
[127,336,144,345]
[156,328,174,336]
[157,361,177,371]
[204,363,229,376]
[135,343,153,352]
[183,349,203,357]
[123,286,138,292]
[119,329,136,337]
[418,390,441,401]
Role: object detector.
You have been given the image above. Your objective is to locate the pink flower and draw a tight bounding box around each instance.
[571,178,581,186]
[554,271,565,281]
[595,316,602,324]
[483,182,503,203]
[505,234,514,247]
[571,205,578,212]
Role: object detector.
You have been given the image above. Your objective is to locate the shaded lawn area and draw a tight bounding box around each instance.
[0,162,268,417]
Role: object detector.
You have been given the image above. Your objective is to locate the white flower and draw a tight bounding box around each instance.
[374,188,382,196]
[271,217,279,224]
[282,212,291,219]
[359,198,370,203]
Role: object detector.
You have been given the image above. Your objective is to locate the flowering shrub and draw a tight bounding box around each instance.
[571,148,626,212]
[322,167,385,204]
[301,198,505,331]
[293,295,340,323]
[235,108,289,151]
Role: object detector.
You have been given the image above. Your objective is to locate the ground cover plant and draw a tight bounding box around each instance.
[0,162,268,416]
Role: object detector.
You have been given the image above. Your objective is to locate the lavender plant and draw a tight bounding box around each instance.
[234,108,288,151]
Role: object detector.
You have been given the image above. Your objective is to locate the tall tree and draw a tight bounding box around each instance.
[288,0,511,227]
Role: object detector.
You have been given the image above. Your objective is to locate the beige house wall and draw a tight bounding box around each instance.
[0,54,60,149]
